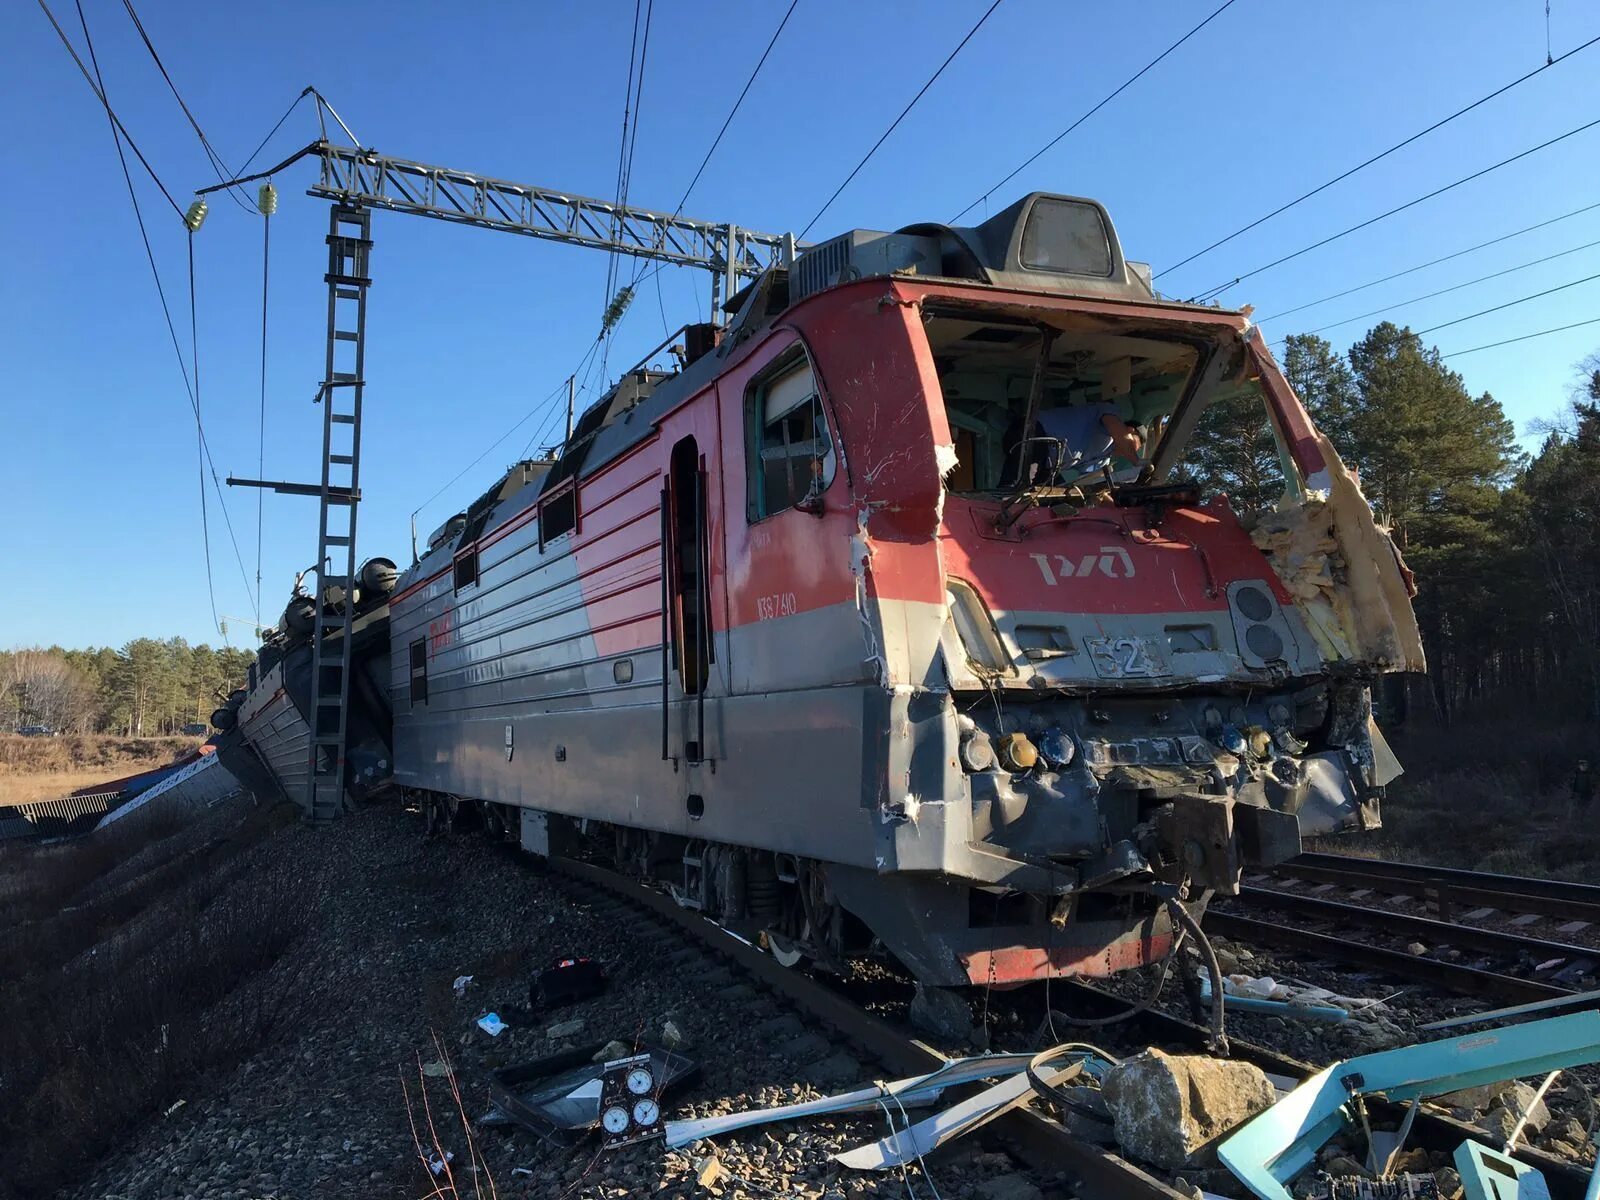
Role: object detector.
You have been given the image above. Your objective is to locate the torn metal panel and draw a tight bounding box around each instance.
[662,1051,1040,1149]
[1218,1009,1600,1200]
[834,1054,1087,1170]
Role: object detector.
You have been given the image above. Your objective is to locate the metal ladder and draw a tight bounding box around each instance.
[305,205,371,822]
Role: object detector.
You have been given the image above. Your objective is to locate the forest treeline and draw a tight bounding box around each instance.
[0,640,255,737]
[1188,321,1600,721]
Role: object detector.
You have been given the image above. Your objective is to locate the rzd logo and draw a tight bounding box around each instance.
[1030,547,1135,586]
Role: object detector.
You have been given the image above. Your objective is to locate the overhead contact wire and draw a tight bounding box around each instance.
[119,0,253,213]
[37,0,183,217]
[1442,316,1600,358]
[1187,115,1600,302]
[800,0,1005,239]
[1257,199,1600,323]
[950,0,1239,224]
[1269,237,1600,340]
[1162,32,1600,277]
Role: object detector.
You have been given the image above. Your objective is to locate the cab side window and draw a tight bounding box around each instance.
[745,350,836,520]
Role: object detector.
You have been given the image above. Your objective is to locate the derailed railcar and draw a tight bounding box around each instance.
[388,194,1423,986]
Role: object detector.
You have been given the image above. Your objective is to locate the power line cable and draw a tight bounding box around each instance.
[950,0,1239,223]
[1442,315,1600,358]
[36,0,183,217]
[800,0,1004,240]
[119,0,253,213]
[1257,199,1600,323]
[256,200,271,626]
[671,0,799,219]
[1186,115,1600,303]
[1161,32,1600,278]
[66,0,256,634]
[235,88,313,177]
[186,231,224,642]
[1410,269,1600,338]
[1270,237,1600,340]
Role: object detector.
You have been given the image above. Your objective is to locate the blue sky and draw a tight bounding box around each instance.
[4,0,1599,651]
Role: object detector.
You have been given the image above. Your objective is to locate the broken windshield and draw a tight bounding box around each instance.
[925,312,1202,496]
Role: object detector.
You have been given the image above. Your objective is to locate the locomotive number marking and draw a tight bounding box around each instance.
[1085,635,1170,679]
[755,592,797,621]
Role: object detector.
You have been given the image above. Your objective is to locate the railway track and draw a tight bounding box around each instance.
[1266,852,1600,928]
[1204,853,1599,1006]
[540,853,1594,1199]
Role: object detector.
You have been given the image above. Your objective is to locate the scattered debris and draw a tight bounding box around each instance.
[452,974,473,998]
[426,1150,454,1177]
[693,1152,728,1191]
[1102,1047,1277,1169]
[1406,943,1429,957]
[533,955,606,1009]
[486,1041,698,1143]
[1219,1009,1600,1200]
[664,1051,1041,1149]
[476,1013,507,1037]
[834,1045,1092,1170]
[546,1018,586,1040]
[662,1018,687,1049]
[599,1052,665,1148]
[421,1060,451,1078]
[162,1099,186,1118]
[1421,988,1600,1032]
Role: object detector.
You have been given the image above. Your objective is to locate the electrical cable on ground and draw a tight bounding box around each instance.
[1257,199,1600,323]
[950,0,1239,224]
[800,0,1005,240]
[1441,315,1600,358]
[1161,31,1600,278]
[1268,236,1600,341]
[1186,115,1600,303]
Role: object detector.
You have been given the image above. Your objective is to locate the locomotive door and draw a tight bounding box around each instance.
[661,435,718,774]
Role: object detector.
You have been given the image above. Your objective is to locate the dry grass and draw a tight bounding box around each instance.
[0,798,305,1200]
[1311,719,1600,881]
[0,734,201,806]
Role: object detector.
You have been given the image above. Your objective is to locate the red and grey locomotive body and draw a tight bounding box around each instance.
[385,193,1424,987]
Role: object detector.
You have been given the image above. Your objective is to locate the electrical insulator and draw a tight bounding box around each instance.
[183,198,208,232]
[258,183,278,217]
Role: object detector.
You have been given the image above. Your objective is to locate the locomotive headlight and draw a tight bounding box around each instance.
[997,732,1039,773]
[1037,726,1075,769]
[959,731,996,773]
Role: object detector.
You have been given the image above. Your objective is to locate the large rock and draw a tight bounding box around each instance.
[1101,1048,1277,1169]
[908,984,974,1043]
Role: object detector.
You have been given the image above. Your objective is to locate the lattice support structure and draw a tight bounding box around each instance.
[305,205,371,822]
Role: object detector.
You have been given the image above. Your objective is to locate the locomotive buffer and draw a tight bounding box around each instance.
[208,133,801,820]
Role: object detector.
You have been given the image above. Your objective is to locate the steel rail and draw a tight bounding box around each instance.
[546,855,1188,1200]
[1265,856,1600,926]
[1234,886,1600,967]
[1203,911,1573,1004]
[1288,854,1600,902]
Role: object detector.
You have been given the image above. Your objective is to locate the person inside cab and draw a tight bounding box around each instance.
[1002,402,1144,488]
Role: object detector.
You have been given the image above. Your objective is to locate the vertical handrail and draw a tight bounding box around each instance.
[694,465,708,763]
[660,486,672,763]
